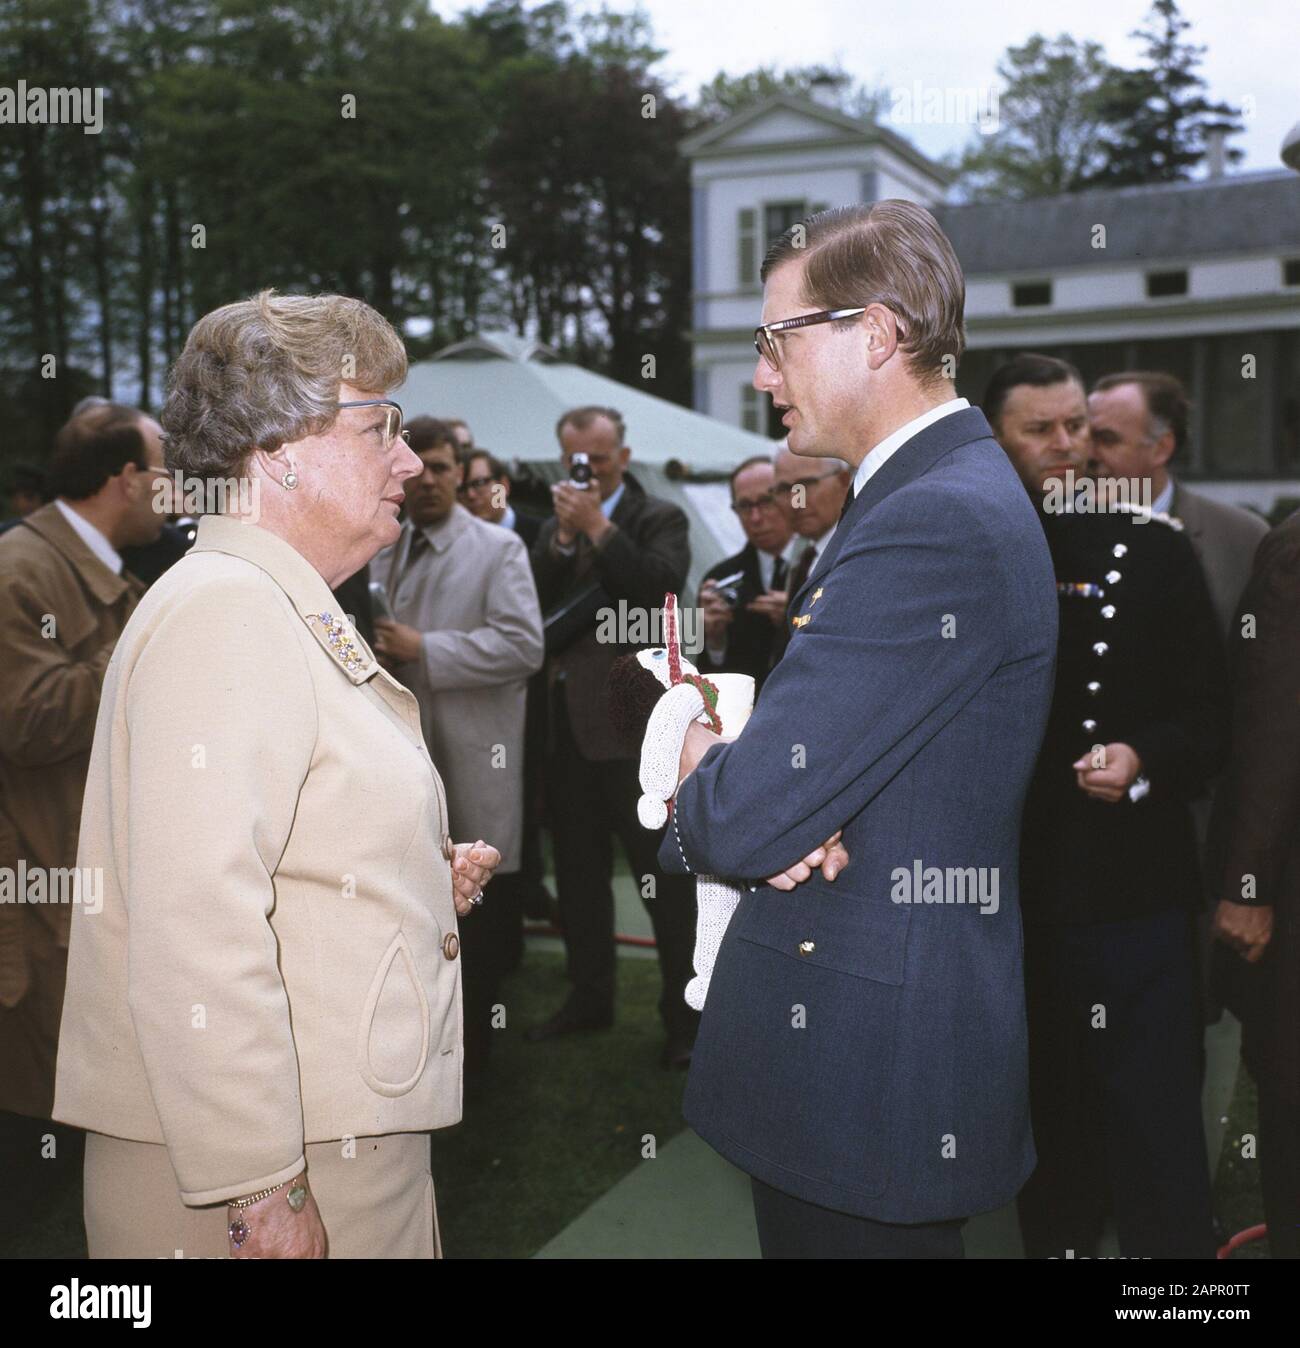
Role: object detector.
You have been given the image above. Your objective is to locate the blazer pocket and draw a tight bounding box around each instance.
[735,888,910,986]
[357,932,431,1098]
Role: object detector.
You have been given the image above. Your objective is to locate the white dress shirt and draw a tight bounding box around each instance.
[850,397,970,501]
[55,498,122,575]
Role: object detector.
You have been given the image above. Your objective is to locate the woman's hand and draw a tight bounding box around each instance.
[765,830,849,892]
[228,1176,327,1259]
[451,839,500,917]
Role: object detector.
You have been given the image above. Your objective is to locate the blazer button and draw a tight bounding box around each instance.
[442,834,455,862]
[798,940,815,956]
[443,932,460,961]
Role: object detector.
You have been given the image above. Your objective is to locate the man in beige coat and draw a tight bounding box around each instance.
[373,419,544,1073]
[0,403,163,1124]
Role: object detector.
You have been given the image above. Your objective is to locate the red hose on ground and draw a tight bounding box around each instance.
[1217,1224,1267,1258]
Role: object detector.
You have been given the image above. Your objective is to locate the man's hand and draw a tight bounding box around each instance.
[372,618,422,667]
[746,590,789,628]
[228,1176,326,1259]
[1213,900,1273,963]
[1072,742,1142,803]
[552,482,610,546]
[766,830,849,891]
[700,581,734,646]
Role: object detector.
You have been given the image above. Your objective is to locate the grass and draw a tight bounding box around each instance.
[1211,1064,1271,1259]
[432,949,689,1258]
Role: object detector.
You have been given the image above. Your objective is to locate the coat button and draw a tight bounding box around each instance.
[1100,605,1116,619]
[443,932,460,960]
[442,834,455,862]
[798,940,815,956]
[1112,543,1127,558]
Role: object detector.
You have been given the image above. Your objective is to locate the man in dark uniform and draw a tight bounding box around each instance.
[698,454,794,693]
[986,354,1227,1259]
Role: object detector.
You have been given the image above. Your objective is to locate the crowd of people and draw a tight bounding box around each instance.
[0,201,1295,1259]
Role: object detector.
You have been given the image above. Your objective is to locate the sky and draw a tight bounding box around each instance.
[431,0,1298,173]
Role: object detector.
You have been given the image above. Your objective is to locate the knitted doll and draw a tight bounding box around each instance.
[607,594,754,1010]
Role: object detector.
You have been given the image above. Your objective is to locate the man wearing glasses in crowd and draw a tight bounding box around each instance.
[698,455,795,692]
[767,442,851,665]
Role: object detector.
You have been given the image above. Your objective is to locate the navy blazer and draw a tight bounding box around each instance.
[659,407,1058,1223]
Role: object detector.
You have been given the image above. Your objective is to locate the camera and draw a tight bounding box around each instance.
[569,451,593,488]
[712,569,745,608]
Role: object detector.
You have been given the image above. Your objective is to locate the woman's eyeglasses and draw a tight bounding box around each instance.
[337,399,410,449]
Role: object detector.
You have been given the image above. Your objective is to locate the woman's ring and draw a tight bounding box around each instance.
[469,890,484,907]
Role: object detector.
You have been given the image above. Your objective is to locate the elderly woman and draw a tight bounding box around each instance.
[52,290,499,1259]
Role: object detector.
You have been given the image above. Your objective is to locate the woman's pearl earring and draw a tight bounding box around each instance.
[284,472,298,490]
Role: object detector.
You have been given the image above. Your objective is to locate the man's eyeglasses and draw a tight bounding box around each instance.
[772,471,843,497]
[754,307,868,371]
[731,491,780,515]
[459,474,497,495]
[337,399,410,449]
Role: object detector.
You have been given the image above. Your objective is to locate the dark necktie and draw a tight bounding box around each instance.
[787,542,817,601]
[404,530,429,574]
[770,554,788,591]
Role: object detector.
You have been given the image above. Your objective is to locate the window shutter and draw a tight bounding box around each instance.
[738,208,757,287]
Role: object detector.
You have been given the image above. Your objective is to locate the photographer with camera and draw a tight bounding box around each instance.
[528,405,698,1067]
[699,455,795,694]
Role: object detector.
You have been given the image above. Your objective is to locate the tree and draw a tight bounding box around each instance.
[694,63,883,126]
[1090,0,1244,185]
[953,34,1119,201]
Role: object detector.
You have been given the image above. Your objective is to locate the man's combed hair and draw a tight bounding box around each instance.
[555,405,626,446]
[982,353,1083,430]
[761,200,967,382]
[161,289,408,481]
[47,402,149,501]
[1093,370,1190,456]
[405,416,457,455]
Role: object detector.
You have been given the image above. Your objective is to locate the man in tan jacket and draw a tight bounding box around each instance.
[0,403,164,1126]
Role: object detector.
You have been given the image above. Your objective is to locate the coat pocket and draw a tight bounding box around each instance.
[356,931,431,1097]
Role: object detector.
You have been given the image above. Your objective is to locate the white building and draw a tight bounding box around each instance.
[683,94,1300,513]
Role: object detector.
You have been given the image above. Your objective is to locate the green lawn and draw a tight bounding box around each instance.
[432,949,689,1258]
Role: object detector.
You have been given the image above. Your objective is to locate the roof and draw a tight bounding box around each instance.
[934,170,1300,274]
[400,330,776,471]
[680,92,950,184]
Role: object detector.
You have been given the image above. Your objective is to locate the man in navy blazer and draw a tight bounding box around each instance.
[661,200,1058,1258]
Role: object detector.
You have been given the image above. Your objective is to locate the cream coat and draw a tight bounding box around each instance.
[53,515,462,1205]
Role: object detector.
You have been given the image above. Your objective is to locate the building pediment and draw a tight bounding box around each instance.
[682,93,872,157]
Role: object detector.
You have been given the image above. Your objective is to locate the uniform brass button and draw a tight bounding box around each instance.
[1105,570,1122,584]
[1087,681,1101,695]
[1092,642,1109,656]
[1100,605,1116,619]
[798,940,815,956]
[1083,719,1097,733]
[443,932,460,960]
[1112,544,1127,558]
[442,834,455,862]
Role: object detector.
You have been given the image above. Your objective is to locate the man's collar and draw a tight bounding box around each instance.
[601,480,626,519]
[411,502,473,553]
[19,501,131,604]
[54,498,123,577]
[852,398,969,499]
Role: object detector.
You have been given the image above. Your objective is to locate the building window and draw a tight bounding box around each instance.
[764,201,806,247]
[738,208,758,287]
[1012,281,1052,307]
[1147,269,1189,298]
[1284,258,1300,286]
[741,384,761,433]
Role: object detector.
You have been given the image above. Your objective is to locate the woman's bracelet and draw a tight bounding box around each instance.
[227,1174,308,1248]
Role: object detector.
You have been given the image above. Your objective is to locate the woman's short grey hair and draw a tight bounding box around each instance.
[161,289,408,480]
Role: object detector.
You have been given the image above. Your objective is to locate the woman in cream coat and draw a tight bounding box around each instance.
[52,290,500,1259]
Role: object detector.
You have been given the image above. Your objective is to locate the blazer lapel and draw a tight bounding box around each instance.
[791,407,994,612]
